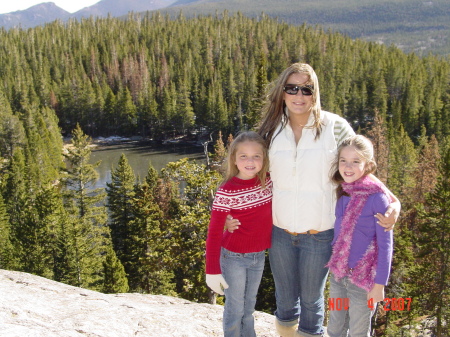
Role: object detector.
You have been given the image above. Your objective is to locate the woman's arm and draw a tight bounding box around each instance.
[225,214,240,232]
[369,174,401,231]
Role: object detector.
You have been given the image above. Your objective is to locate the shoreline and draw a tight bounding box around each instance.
[63,135,207,152]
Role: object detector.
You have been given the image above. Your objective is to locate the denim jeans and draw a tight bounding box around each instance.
[269,226,333,337]
[327,274,376,337]
[220,247,266,337]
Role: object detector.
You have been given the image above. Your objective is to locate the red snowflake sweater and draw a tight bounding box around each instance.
[205,175,273,274]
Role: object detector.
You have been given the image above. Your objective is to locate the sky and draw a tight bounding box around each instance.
[0,0,101,14]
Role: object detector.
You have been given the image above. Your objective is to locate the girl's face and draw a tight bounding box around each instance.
[235,141,264,180]
[284,72,313,118]
[338,145,367,183]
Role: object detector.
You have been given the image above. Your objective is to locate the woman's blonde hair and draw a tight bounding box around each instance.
[258,63,322,146]
[330,135,377,196]
[222,131,269,188]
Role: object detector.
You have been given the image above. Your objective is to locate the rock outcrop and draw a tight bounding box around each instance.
[0,269,277,336]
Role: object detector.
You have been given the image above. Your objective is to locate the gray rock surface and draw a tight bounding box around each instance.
[0,269,278,337]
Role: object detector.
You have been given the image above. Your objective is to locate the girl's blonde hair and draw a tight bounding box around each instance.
[258,63,322,146]
[223,131,269,188]
[331,135,377,196]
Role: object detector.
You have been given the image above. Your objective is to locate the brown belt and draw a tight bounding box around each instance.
[284,229,322,236]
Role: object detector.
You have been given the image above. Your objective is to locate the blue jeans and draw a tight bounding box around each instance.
[327,274,376,337]
[269,226,333,337]
[220,247,266,337]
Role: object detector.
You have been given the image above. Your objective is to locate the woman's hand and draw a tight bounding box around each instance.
[225,214,240,233]
[375,200,401,231]
[368,174,401,231]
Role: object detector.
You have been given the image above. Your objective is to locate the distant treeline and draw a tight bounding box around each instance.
[0,13,449,336]
[157,0,450,56]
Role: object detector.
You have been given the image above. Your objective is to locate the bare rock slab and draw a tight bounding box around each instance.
[0,269,278,336]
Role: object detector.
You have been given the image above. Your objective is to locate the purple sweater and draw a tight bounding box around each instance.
[332,192,393,285]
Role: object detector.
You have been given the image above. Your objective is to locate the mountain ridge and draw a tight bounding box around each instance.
[0,0,176,29]
[0,0,449,56]
[0,2,70,28]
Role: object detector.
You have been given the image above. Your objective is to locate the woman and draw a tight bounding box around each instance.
[227,63,400,337]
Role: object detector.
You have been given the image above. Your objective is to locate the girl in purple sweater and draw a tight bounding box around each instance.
[327,135,393,337]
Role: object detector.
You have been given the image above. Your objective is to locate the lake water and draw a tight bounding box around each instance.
[89,141,207,189]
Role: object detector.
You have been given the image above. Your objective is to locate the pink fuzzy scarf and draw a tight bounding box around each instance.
[327,175,386,292]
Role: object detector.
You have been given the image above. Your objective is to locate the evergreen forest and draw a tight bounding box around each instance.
[0,11,449,336]
[160,0,450,57]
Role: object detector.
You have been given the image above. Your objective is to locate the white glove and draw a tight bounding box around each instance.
[206,274,229,295]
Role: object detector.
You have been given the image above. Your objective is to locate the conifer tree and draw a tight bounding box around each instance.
[386,125,417,202]
[159,86,177,138]
[0,94,26,158]
[126,166,176,294]
[51,207,80,286]
[246,53,268,130]
[136,89,158,139]
[172,77,195,135]
[115,87,137,136]
[374,123,418,332]
[16,185,61,278]
[161,158,222,302]
[383,129,442,331]
[414,147,450,336]
[414,128,441,201]
[102,244,129,294]
[366,110,389,183]
[106,154,136,271]
[210,130,227,173]
[62,124,110,290]
[4,148,28,269]
[0,193,16,269]
[103,88,118,136]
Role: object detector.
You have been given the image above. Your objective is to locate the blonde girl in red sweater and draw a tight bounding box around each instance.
[205,131,273,337]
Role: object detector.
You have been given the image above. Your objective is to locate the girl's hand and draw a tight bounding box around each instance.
[206,274,229,295]
[225,214,240,233]
[367,284,385,303]
[375,200,401,231]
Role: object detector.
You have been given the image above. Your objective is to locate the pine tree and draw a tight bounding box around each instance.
[0,193,16,269]
[0,93,26,158]
[246,53,268,130]
[161,158,222,302]
[106,153,136,269]
[365,109,389,183]
[4,148,28,270]
[127,167,176,295]
[210,130,227,173]
[414,128,441,201]
[62,124,110,290]
[102,245,129,294]
[115,87,137,136]
[52,214,78,285]
[172,76,195,135]
[414,147,450,336]
[386,125,417,202]
[103,88,117,136]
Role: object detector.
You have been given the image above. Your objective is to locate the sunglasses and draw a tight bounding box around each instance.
[283,84,314,96]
